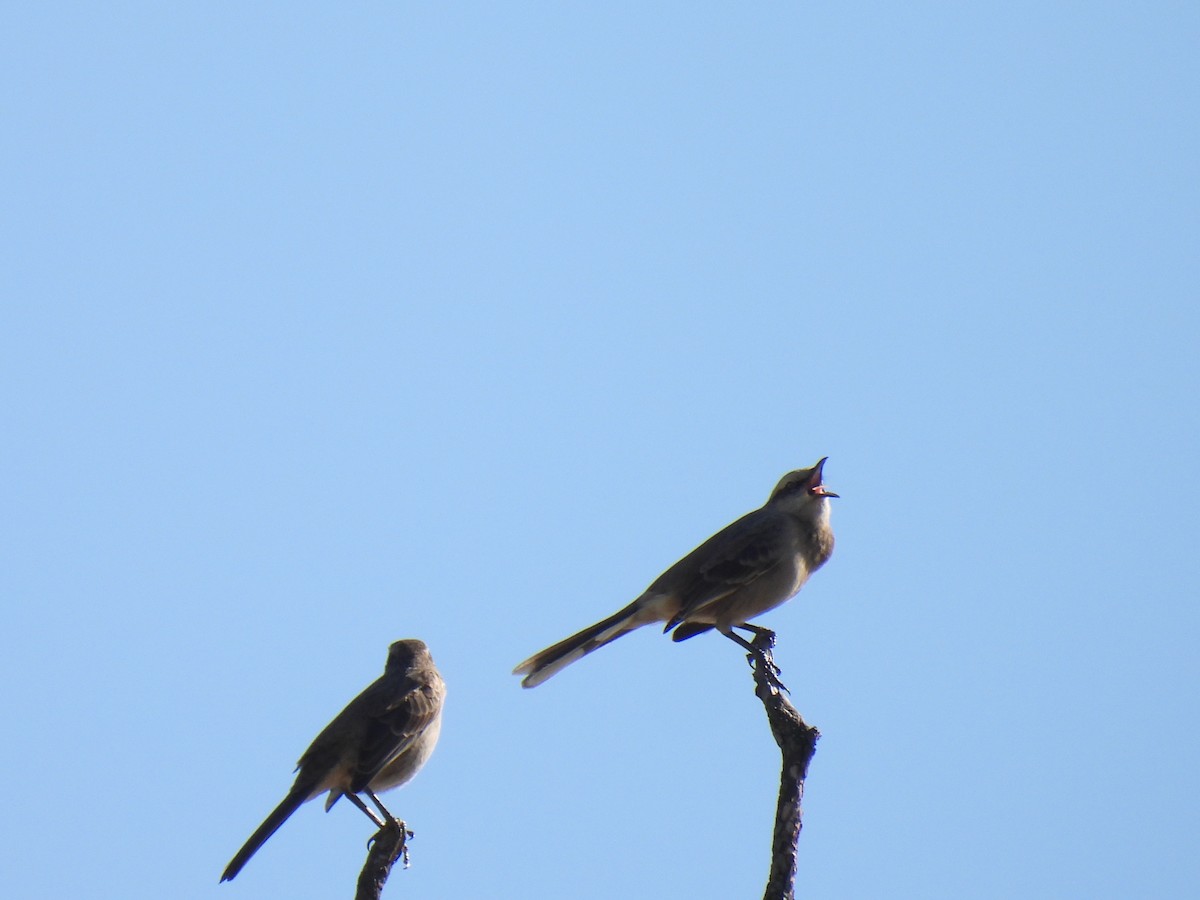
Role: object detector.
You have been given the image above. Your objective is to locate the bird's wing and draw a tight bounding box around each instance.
[349,677,442,790]
[660,509,793,629]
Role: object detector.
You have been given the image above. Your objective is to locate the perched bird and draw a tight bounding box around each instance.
[221,639,445,882]
[514,459,837,688]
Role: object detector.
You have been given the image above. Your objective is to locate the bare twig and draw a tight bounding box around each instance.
[354,820,411,900]
[748,632,820,900]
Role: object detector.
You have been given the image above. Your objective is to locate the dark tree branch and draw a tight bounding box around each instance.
[354,819,411,900]
[748,632,821,900]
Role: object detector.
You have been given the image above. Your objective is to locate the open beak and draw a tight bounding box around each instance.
[809,457,839,498]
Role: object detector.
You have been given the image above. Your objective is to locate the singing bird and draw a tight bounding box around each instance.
[221,639,445,882]
[514,459,837,688]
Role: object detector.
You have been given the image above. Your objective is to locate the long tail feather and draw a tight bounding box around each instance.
[220,786,309,882]
[513,600,648,688]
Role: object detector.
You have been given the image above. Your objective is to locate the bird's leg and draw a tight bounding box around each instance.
[347,792,387,828]
[735,623,777,652]
[366,789,413,839]
[364,788,400,825]
[365,789,413,843]
[727,624,781,671]
[727,625,789,694]
[722,627,756,656]
[360,790,414,866]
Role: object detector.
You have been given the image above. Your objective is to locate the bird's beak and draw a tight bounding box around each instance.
[809,457,839,498]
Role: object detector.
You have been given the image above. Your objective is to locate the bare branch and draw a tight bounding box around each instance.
[749,634,821,900]
[355,820,411,900]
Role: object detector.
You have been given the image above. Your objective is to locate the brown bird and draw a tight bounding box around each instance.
[514,459,837,688]
[221,639,445,882]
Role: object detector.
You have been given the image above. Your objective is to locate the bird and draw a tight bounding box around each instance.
[513,459,837,688]
[221,639,445,882]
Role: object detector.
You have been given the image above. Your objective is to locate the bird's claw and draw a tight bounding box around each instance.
[746,644,789,694]
[392,820,414,868]
[366,818,412,852]
[751,629,778,653]
[743,645,781,675]
[762,663,791,695]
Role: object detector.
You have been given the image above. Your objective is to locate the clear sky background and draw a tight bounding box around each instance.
[3,3,1197,898]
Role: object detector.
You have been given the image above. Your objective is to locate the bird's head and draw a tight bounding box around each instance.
[768,458,839,511]
[386,639,430,670]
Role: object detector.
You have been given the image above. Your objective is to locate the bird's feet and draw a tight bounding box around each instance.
[747,630,789,694]
[398,826,413,869]
[368,819,413,853]
[723,626,789,693]
[747,627,777,653]
[366,818,413,868]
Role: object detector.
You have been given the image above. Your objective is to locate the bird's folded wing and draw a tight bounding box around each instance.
[350,678,441,788]
[664,511,791,626]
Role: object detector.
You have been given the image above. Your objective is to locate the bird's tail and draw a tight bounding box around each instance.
[220,786,310,882]
[513,599,654,688]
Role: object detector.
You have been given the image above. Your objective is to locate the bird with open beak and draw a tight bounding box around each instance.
[514,459,837,688]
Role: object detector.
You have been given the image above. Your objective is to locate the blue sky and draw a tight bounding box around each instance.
[3,3,1198,898]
